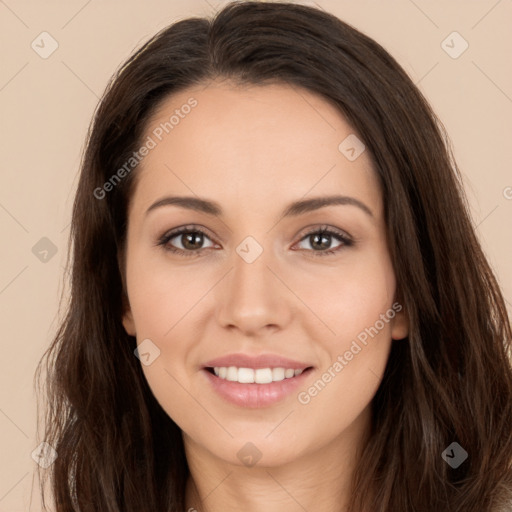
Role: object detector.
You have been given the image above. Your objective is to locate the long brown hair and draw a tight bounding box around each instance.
[35,1,512,510]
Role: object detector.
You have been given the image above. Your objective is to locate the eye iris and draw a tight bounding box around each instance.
[182,232,203,250]
[311,233,331,250]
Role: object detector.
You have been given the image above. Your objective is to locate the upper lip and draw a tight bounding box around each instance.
[203,353,313,370]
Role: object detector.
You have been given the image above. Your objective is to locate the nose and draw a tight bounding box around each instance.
[215,243,293,336]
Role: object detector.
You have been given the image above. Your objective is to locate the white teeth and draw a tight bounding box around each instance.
[226,366,238,381]
[272,367,285,381]
[255,368,273,384]
[238,367,255,383]
[211,366,306,383]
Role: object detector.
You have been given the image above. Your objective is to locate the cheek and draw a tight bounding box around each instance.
[293,295,394,451]
[126,263,203,432]
[126,252,207,336]
[292,249,396,408]
[290,247,396,344]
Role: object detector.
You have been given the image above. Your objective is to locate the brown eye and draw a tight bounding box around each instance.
[178,231,206,250]
[157,225,216,257]
[294,226,353,257]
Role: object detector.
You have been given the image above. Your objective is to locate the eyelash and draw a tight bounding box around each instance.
[156,224,353,258]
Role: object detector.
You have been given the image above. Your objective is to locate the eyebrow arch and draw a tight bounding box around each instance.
[145,194,374,219]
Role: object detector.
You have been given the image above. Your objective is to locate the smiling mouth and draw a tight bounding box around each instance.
[205,366,314,384]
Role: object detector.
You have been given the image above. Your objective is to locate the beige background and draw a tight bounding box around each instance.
[0,0,511,509]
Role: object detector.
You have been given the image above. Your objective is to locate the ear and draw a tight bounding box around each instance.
[390,302,409,340]
[118,247,136,336]
[122,310,136,337]
[121,292,136,336]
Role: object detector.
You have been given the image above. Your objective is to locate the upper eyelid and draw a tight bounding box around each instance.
[164,224,217,242]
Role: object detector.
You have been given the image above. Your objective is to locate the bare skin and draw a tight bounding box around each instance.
[121,80,409,512]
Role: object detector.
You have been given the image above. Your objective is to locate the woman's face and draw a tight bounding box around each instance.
[121,80,408,467]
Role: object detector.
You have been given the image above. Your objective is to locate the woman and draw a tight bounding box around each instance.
[36,1,512,511]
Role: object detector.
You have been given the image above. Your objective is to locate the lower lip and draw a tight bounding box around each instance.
[202,368,313,408]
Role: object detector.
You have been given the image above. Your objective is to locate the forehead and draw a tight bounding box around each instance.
[130,80,381,218]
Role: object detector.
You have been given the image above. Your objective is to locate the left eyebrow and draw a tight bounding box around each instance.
[145,194,374,219]
[281,195,373,218]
